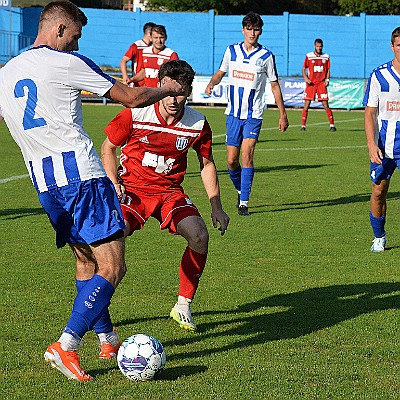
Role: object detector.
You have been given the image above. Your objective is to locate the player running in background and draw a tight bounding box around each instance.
[102,60,230,332]
[130,25,179,88]
[205,11,288,216]
[301,38,336,132]
[0,0,184,381]
[120,21,155,86]
[364,27,400,252]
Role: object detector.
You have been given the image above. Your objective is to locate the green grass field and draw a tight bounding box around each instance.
[0,105,399,399]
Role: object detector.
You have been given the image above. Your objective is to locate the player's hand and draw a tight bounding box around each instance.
[205,83,213,96]
[211,209,230,236]
[114,182,125,200]
[279,116,289,132]
[368,144,383,165]
[162,76,186,97]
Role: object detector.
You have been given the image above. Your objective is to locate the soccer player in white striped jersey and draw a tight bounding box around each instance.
[364,26,400,252]
[0,0,184,381]
[205,11,288,216]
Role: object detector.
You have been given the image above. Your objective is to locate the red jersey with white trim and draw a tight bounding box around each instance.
[123,39,150,87]
[137,46,179,87]
[123,39,150,73]
[303,51,330,84]
[104,103,212,193]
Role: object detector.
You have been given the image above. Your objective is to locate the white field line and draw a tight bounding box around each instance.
[0,174,29,184]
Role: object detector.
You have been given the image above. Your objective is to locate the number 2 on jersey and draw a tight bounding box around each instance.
[14,79,47,130]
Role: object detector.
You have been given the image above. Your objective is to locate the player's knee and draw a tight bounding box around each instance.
[227,158,239,170]
[187,227,209,253]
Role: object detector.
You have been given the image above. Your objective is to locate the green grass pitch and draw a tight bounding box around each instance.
[0,104,399,399]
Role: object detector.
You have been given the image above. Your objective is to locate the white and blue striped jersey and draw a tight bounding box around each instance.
[219,42,278,120]
[0,45,115,192]
[363,60,400,159]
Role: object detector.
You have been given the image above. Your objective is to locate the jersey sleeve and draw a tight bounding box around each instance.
[192,119,212,159]
[363,72,379,107]
[67,53,115,96]
[219,46,231,73]
[303,55,309,69]
[171,52,179,61]
[264,53,278,81]
[104,108,133,146]
[124,43,137,60]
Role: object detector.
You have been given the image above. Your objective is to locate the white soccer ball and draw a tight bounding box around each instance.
[117,334,166,381]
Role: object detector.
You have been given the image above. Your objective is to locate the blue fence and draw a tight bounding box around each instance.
[0,7,398,79]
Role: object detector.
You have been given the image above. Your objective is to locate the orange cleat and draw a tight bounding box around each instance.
[99,342,121,359]
[44,342,93,381]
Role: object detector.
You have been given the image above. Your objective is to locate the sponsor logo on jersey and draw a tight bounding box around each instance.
[145,68,159,78]
[185,197,193,205]
[386,101,400,111]
[176,136,189,150]
[139,135,149,144]
[232,70,255,81]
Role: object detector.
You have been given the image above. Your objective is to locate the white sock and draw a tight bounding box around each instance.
[239,200,248,207]
[59,331,81,351]
[98,330,119,346]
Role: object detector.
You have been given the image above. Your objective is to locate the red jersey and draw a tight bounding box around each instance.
[104,104,212,193]
[123,39,150,73]
[303,51,330,84]
[137,46,179,87]
[123,39,151,87]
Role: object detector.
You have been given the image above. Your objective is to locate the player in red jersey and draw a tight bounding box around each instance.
[101,60,230,332]
[131,25,179,88]
[120,22,156,87]
[301,38,336,132]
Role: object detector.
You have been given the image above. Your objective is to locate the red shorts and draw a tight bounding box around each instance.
[303,81,329,101]
[120,189,201,235]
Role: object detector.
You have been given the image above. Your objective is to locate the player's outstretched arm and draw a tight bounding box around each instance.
[106,80,184,109]
[270,81,289,132]
[365,106,383,165]
[101,138,124,198]
[198,154,230,235]
[205,70,226,96]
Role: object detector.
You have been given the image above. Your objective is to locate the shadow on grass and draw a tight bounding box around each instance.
[248,191,400,214]
[117,282,399,361]
[0,207,44,220]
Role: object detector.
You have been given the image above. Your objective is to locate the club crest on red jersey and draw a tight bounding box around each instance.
[176,136,189,150]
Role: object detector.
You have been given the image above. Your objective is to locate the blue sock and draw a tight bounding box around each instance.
[66,274,115,339]
[240,167,254,202]
[76,279,113,334]
[228,165,242,192]
[369,212,386,238]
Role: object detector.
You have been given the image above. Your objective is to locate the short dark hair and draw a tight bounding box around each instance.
[143,22,156,34]
[242,11,263,29]
[315,38,323,45]
[391,27,400,44]
[39,1,87,29]
[151,24,167,37]
[158,60,195,88]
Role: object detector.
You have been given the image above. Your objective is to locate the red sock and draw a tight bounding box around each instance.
[301,109,308,126]
[325,108,334,125]
[179,247,207,299]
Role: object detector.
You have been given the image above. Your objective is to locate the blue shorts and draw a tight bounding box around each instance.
[370,158,400,183]
[225,115,263,146]
[38,177,126,248]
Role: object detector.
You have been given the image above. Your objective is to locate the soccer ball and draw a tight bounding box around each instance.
[117,334,166,381]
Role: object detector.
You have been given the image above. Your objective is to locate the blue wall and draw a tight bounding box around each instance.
[0,8,397,79]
